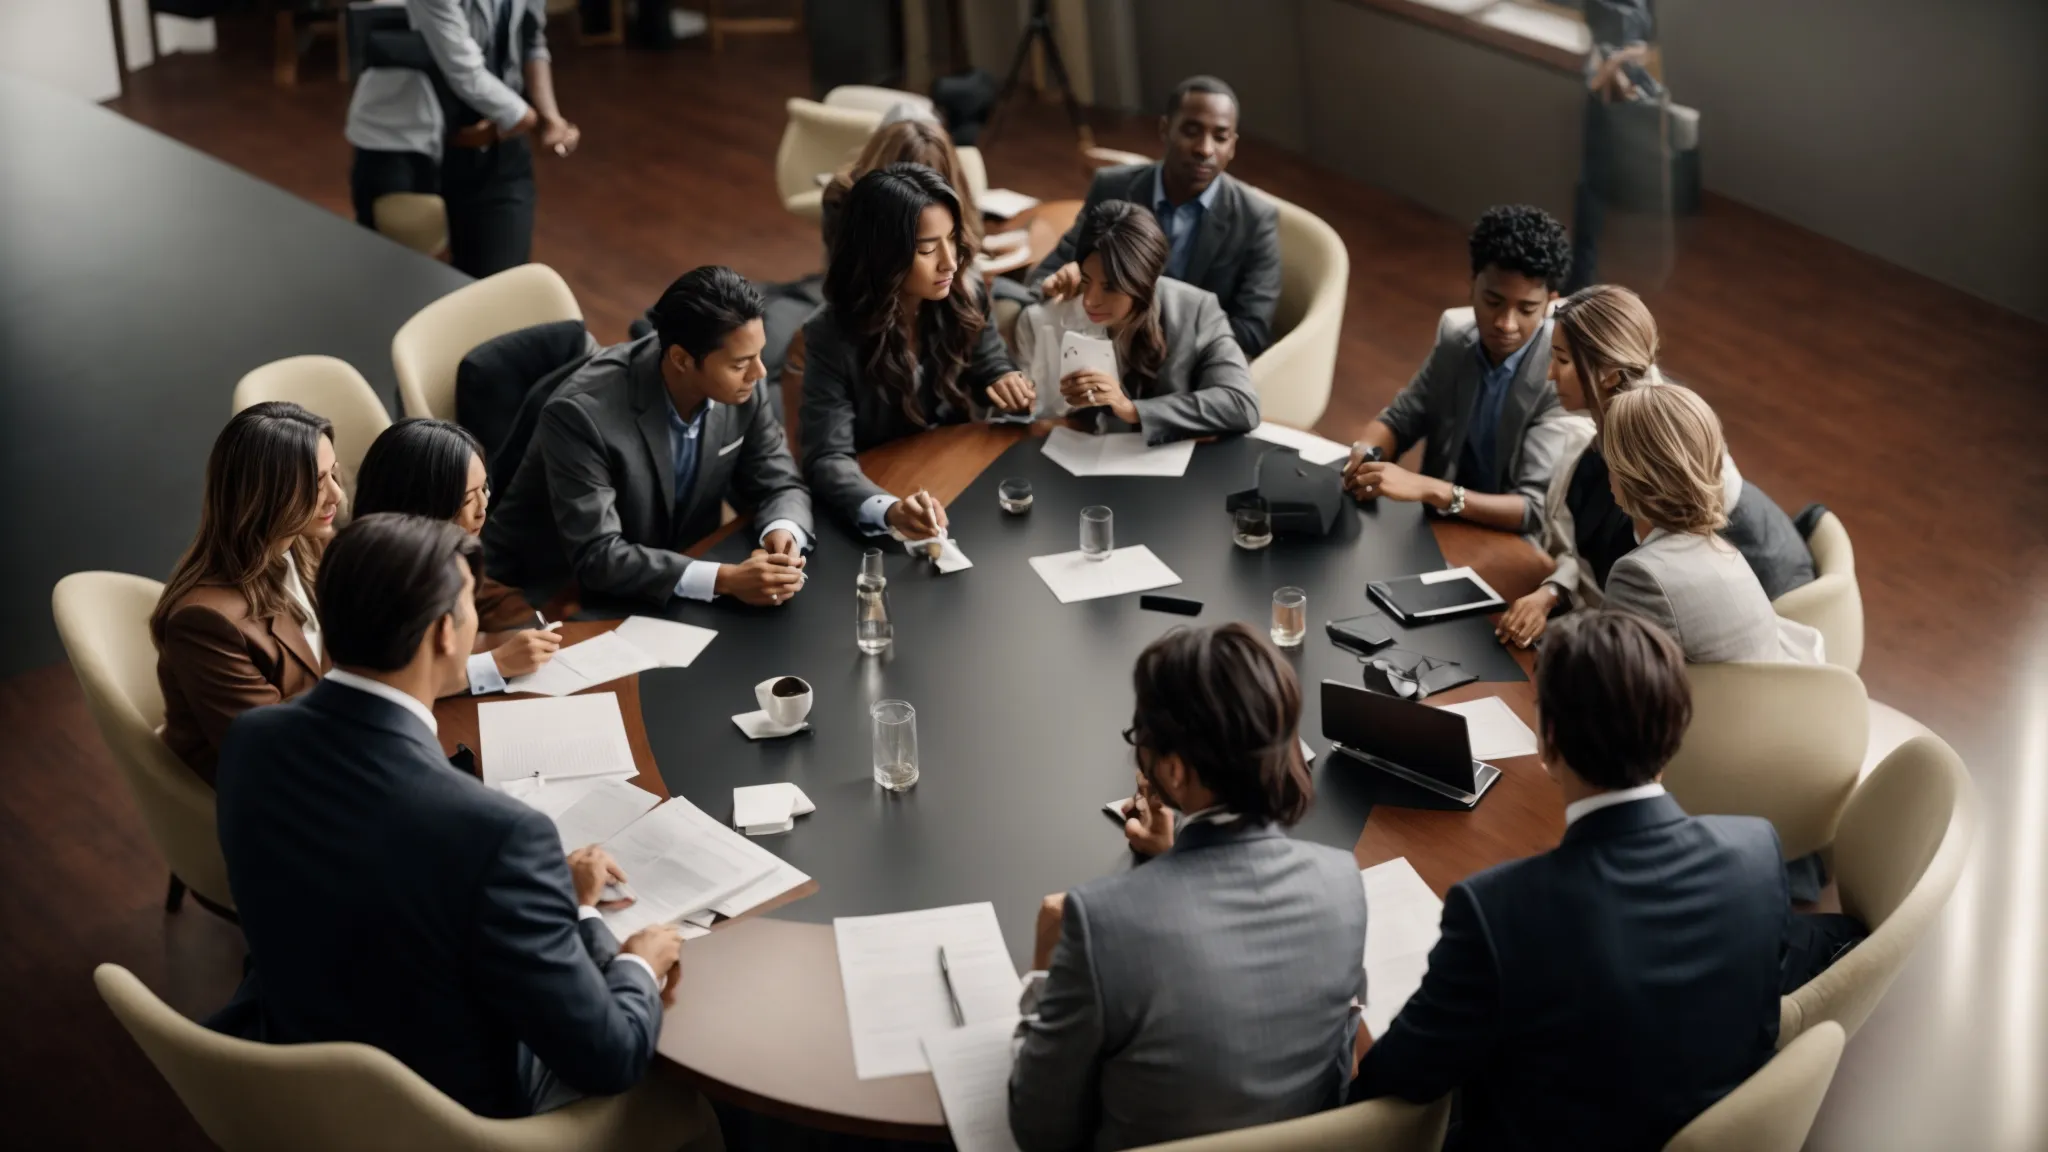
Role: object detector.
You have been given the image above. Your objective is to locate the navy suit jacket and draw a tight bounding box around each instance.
[1353,793,1786,1151]
[208,680,664,1119]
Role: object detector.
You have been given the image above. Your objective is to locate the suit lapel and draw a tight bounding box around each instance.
[1442,329,1485,480]
[675,401,731,537]
[1493,325,1555,490]
[632,357,676,522]
[1179,177,1231,287]
[269,612,322,681]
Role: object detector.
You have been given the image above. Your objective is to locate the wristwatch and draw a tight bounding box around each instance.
[1445,484,1467,517]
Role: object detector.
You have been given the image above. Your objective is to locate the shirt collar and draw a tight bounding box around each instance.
[1152,165,1223,212]
[1480,319,1547,379]
[1178,804,1241,829]
[324,669,439,735]
[1564,781,1666,826]
[666,393,713,436]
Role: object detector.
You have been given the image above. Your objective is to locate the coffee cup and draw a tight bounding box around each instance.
[755,676,813,728]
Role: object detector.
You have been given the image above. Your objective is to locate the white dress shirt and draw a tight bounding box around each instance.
[281,550,324,666]
[1563,781,1667,826]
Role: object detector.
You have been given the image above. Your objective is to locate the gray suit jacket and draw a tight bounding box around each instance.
[1377,308,1576,536]
[484,334,812,604]
[1028,164,1283,358]
[1605,529,1817,663]
[1009,819,1368,1152]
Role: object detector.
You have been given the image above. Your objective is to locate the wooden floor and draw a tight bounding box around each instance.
[3,13,2043,1149]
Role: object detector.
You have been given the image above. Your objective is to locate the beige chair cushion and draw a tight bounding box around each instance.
[1128,1095,1450,1152]
[1663,1021,1844,1152]
[391,264,582,420]
[96,964,722,1152]
[53,573,233,910]
[1772,511,1862,672]
[822,84,935,118]
[1247,190,1347,431]
[1781,733,1975,1044]
[775,99,879,208]
[231,355,393,493]
[372,192,450,258]
[1662,660,1868,860]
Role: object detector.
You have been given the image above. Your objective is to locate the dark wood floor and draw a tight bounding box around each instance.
[3,13,2043,1149]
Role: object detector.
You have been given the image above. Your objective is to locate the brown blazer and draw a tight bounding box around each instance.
[156,583,325,787]
[474,574,538,633]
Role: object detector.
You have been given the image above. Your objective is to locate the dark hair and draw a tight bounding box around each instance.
[824,163,985,429]
[152,402,333,645]
[353,418,485,523]
[1469,204,1572,291]
[1166,74,1238,117]
[1536,611,1692,789]
[1127,623,1312,825]
[316,513,481,673]
[650,265,766,364]
[1073,201,1170,398]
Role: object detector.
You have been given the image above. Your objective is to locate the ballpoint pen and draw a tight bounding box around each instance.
[938,945,966,1027]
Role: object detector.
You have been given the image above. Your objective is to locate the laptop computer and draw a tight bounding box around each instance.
[1320,679,1502,809]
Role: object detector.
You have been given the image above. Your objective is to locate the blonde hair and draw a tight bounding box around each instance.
[1554,284,1662,425]
[1603,383,1728,535]
[825,120,983,249]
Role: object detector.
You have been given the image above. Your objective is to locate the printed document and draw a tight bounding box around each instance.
[477,692,637,786]
[1027,544,1181,604]
[597,797,778,939]
[1432,696,1539,761]
[1360,857,1444,1037]
[923,1018,1026,1152]
[835,903,1019,1079]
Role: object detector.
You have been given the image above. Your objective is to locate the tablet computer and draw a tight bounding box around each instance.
[1367,566,1506,623]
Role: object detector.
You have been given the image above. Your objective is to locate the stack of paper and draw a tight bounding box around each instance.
[732,782,816,836]
[1248,422,1354,467]
[1432,696,1539,761]
[513,775,660,852]
[923,1018,1026,1152]
[477,692,638,787]
[598,796,782,940]
[1027,544,1181,604]
[505,617,719,696]
[1360,857,1445,1037]
[658,795,811,923]
[834,903,1020,1079]
[977,188,1040,219]
[1040,428,1195,477]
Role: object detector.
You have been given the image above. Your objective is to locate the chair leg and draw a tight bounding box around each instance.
[165,874,187,913]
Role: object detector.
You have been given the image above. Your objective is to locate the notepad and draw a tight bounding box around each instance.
[1248,422,1353,467]
[477,692,638,786]
[1027,544,1182,604]
[835,903,1020,1079]
[923,1018,1026,1152]
[1040,427,1195,477]
[1432,696,1539,762]
[1360,857,1444,1038]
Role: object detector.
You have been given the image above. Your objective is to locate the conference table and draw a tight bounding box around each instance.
[436,421,1564,1140]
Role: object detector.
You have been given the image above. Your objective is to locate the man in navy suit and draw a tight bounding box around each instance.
[209,513,686,1119]
[1352,610,1786,1150]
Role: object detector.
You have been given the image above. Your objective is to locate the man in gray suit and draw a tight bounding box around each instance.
[1010,624,1367,1152]
[1344,205,1583,537]
[487,266,813,607]
[1028,76,1282,358]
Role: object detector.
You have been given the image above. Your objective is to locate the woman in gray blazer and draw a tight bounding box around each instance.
[1015,200,1261,444]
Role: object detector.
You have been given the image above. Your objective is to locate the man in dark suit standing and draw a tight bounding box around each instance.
[486,265,813,607]
[1352,610,1786,1150]
[1027,76,1283,358]
[209,514,692,1121]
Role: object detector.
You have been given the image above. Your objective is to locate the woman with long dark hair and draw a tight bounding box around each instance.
[353,418,561,694]
[799,162,1035,536]
[820,117,983,255]
[153,402,345,785]
[1015,199,1259,439]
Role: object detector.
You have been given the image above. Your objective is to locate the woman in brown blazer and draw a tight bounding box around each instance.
[352,418,561,695]
[152,403,346,785]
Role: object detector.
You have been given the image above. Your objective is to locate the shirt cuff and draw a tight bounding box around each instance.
[467,651,508,695]
[614,952,660,984]
[1017,969,1050,1018]
[856,494,900,536]
[676,559,722,602]
[759,519,811,554]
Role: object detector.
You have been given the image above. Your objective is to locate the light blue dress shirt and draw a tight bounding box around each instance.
[1459,321,1546,493]
[667,396,809,603]
[1151,166,1223,282]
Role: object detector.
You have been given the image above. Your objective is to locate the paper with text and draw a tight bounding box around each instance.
[596,797,778,939]
[1361,857,1444,1038]
[477,693,638,785]
[923,1017,1026,1152]
[835,903,1020,1079]
[515,774,658,853]
[1027,544,1181,604]
[1432,696,1539,762]
[1248,422,1353,467]
[1040,427,1195,478]
[551,631,662,686]
[650,793,810,921]
[609,616,719,667]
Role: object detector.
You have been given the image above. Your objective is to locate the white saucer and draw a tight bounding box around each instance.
[732,710,810,740]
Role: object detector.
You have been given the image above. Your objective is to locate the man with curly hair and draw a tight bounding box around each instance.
[1343,205,1587,537]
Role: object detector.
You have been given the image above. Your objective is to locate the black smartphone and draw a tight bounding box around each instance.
[1327,612,1395,655]
[1140,594,1203,616]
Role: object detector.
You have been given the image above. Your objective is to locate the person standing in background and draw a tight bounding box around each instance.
[346,0,580,277]
[1568,0,1661,292]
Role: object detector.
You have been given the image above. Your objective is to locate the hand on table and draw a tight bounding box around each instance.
[716,552,805,606]
[1343,459,1443,506]
[1497,586,1559,649]
[1033,892,1067,971]
[1061,369,1137,425]
[1122,773,1175,857]
[886,491,949,541]
[621,924,686,1006]
[986,371,1037,415]
[491,627,563,678]
[1037,261,1082,301]
[760,529,805,561]
[568,845,632,909]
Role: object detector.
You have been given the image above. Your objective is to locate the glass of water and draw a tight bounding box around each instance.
[1080,505,1114,561]
[998,478,1033,514]
[871,700,919,791]
[856,548,892,654]
[1233,500,1273,550]
[1271,586,1307,648]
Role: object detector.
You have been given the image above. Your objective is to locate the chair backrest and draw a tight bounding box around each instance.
[775,98,879,205]
[371,191,450,258]
[1662,1021,1845,1152]
[231,355,393,493]
[1662,660,1868,860]
[1781,733,1975,1042]
[822,84,935,118]
[1246,190,1348,431]
[1771,511,1863,672]
[955,143,990,206]
[392,264,582,421]
[1128,1094,1450,1152]
[52,573,233,909]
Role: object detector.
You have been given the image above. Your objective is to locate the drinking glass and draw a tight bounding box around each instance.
[856,548,892,654]
[1271,586,1307,648]
[999,478,1034,514]
[1080,506,1114,561]
[1233,501,1273,550]
[871,700,919,791]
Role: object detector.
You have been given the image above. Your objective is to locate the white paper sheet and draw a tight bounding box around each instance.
[1432,696,1539,762]
[1360,857,1444,1038]
[1040,427,1195,477]
[648,792,811,920]
[518,774,659,853]
[732,710,809,739]
[1059,330,1120,389]
[598,797,780,939]
[477,693,638,786]
[733,783,797,830]
[923,1017,1026,1152]
[1248,422,1354,467]
[609,616,719,668]
[1027,544,1182,604]
[978,188,1040,219]
[551,631,663,685]
[834,902,1020,1079]
[503,655,597,697]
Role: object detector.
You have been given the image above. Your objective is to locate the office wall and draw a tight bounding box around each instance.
[0,0,121,104]
[1130,0,1310,153]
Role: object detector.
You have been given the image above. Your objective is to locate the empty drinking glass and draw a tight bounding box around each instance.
[1080,506,1114,561]
[999,478,1034,514]
[856,548,892,654]
[871,700,919,791]
[1233,500,1273,550]
[1271,586,1307,648]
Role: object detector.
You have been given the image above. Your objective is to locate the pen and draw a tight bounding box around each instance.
[938,945,965,1027]
[534,610,562,633]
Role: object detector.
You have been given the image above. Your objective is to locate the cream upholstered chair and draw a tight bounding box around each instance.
[391,264,582,420]
[1779,734,1974,1046]
[1662,1021,1845,1152]
[1127,1096,1449,1152]
[372,192,450,258]
[232,355,393,491]
[776,99,880,223]
[94,964,723,1152]
[822,84,935,118]
[1248,191,1347,430]
[52,573,233,917]
[1772,511,1863,672]
[1661,660,1868,861]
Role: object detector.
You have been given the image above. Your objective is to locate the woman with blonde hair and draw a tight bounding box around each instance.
[1598,383,1823,663]
[1496,284,1812,648]
[820,115,983,253]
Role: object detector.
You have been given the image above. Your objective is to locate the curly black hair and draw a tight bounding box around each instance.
[1468,204,1572,291]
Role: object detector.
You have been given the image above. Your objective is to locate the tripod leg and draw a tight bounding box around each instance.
[1034,19,1093,149]
[981,19,1046,146]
